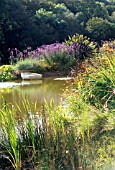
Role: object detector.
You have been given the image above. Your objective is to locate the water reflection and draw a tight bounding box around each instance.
[21,80,43,85]
[0,77,70,113]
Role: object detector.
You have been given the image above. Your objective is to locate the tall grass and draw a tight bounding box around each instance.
[0,99,114,169]
[0,100,21,170]
[0,99,76,169]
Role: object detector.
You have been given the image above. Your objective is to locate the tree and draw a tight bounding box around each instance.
[86,17,115,41]
[35,3,81,42]
[0,0,115,63]
[110,11,115,22]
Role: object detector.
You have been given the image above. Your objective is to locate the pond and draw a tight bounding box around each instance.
[0,77,71,114]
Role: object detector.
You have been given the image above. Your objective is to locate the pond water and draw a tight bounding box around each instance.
[0,77,71,114]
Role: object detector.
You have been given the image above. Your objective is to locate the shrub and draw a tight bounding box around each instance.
[13,43,76,73]
[83,41,115,110]
[0,65,16,82]
[66,33,98,60]
[41,43,76,71]
[70,40,115,110]
[14,58,46,73]
[10,35,98,73]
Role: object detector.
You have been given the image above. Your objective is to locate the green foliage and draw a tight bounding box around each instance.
[1,0,115,63]
[35,2,79,42]
[110,11,115,22]
[14,58,46,73]
[0,97,115,169]
[0,41,115,169]
[86,17,115,41]
[0,65,16,82]
[36,8,56,23]
[66,33,97,60]
[85,70,115,109]
[43,50,76,71]
[0,101,21,170]
[81,41,115,110]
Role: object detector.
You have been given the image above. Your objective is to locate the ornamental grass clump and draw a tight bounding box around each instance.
[14,58,46,73]
[0,100,21,170]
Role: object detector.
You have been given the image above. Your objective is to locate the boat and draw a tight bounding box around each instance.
[21,72,42,80]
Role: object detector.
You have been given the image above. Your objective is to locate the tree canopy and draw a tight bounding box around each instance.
[0,0,115,63]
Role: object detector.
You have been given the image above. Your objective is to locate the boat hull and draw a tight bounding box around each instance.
[21,73,42,80]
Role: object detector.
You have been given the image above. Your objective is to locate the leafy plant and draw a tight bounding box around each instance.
[0,102,21,170]
[14,43,76,73]
[81,41,115,110]
[0,65,16,82]
[14,58,46,73]
[43,45,76,71]
[66,33,98,60]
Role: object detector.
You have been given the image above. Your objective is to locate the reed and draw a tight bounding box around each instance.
[0,102,21,170]
[0,97,115,169]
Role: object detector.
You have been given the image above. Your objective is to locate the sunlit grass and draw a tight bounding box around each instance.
[0,99,114,169]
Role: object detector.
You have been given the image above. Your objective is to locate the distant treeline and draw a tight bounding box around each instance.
[0,0,115,63]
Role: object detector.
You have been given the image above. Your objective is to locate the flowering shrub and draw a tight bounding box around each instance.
[66,33,98,60]
[13,42,76,72]
[9,35,98,73]
[72,40,115,111]
[0,65,15,81]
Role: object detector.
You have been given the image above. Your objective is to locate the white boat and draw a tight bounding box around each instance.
[21,72,42,80]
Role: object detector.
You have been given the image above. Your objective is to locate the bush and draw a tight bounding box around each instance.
[13,43,76,73]
[83,41,115,110]
[70,40,115,110]
[14,58,46,73]
[42,43,76,71]
[0,65,16,82]
[66,33,98,60]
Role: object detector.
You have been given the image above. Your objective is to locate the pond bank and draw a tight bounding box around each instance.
[15,70,70,79]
